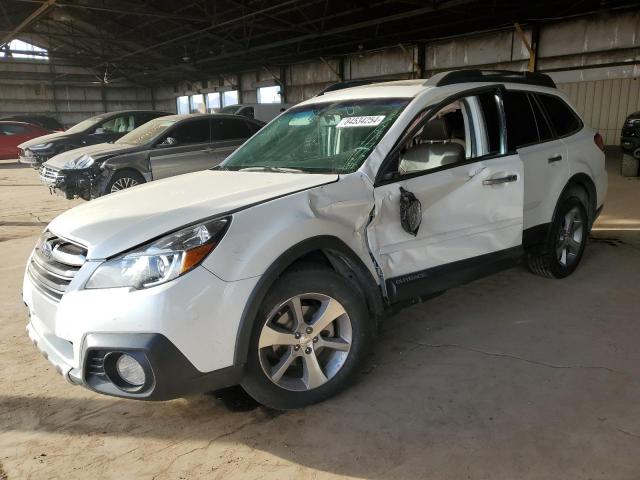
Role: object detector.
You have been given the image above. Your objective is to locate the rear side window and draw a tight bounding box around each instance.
[477,92,501,155]
[529,94,554,142]
[503,91,539,150]
[170,119,210,144]
[212,118,251,140]
[537,94,581,137]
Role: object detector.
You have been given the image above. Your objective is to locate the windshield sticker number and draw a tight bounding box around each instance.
[336,115,385,128]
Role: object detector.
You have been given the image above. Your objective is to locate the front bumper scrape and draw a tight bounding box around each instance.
[82,333,244,400]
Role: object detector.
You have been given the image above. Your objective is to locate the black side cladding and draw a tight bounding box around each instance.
[399,186,421,236]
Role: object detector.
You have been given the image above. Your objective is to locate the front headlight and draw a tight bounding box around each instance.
[63,154,94,170]
[29,143,53,151]
[85,217,230,289]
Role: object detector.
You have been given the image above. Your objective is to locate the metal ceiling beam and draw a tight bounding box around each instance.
[0,0,57,48]
[12,0,213,22]
[77,0,306,75]
[193,0,477,66]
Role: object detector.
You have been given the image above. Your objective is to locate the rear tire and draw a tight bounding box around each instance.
[241,267,372,410]
[104,169,145,195]
[621,153,639,177]
[527,197,588,279]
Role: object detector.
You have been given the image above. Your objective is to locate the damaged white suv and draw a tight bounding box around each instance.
[24,70,607,409]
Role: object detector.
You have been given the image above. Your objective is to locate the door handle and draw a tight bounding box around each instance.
[548,154,563,163]
[482,174,518,186]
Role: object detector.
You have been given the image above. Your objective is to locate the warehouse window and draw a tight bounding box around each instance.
[222,90,239,107]
[0,39,48,60]
[258,85,281,104]
[206,92,221,112]
[190,94,205,113]
[176,96,189,114]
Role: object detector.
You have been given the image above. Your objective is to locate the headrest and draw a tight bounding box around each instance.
[421,117,450,141]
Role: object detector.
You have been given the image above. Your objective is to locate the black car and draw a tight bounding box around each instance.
[621,111,640,158]
[39,113,264,200]
[0,114,64,132]
[18,110,171,167]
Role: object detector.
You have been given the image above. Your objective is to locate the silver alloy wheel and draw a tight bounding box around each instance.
[258,293,352,391]
[110,177,139,192]
[556,206,584,267]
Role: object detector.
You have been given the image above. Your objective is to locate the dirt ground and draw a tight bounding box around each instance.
[0,151,639,479]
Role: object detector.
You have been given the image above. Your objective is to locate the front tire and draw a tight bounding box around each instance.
[527,196,588,278]
[241,267,372,409]
[105,169,145,195]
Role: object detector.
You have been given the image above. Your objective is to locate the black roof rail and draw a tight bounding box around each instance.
[316,78,398,96]
[428,69,556,89]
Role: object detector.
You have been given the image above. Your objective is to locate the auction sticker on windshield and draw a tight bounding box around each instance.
[336,115,385,128]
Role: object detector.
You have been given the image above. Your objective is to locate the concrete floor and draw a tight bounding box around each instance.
[0,152,639,479]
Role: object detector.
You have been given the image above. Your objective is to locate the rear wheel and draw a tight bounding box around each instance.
[527,197,588,278]
[105,170,145,195]
[241,268,372,409]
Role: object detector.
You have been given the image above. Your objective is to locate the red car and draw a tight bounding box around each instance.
[0,121,54,160]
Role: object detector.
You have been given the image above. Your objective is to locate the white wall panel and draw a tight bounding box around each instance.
[558,78,640,144]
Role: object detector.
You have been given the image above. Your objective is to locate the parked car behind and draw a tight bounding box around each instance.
[220,103,292,122]
[0,121,54,160]
[18,110,171,167]
[0,114,64,132]
[40,113,264,199]
[621,110,640,157]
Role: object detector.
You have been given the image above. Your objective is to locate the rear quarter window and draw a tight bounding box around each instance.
[536,94,582,137]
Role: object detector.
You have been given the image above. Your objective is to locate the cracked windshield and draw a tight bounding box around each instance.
[219,98,410,174]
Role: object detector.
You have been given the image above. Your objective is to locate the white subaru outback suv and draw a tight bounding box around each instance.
[24,70,607,409]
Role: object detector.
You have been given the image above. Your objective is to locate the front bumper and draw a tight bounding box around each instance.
[19,149,53,167]
[23,260,259,400]
[39,165,96,200]
[27,320,243,400]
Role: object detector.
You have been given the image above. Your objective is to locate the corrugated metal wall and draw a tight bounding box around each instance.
[558,79,640,144]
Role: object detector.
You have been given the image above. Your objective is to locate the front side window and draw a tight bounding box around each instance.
[392,100,471,176]
[100,114,135,133]
[220,98,410,174]
[537,94,581,137]
[161,119,210,145]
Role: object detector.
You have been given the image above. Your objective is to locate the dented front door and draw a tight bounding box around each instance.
[368,153,524,285]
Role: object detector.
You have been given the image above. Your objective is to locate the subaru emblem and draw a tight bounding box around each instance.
[41,240,53,258]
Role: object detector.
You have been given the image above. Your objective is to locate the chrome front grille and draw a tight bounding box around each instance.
[28,234,87,301]
[40,165,63,185]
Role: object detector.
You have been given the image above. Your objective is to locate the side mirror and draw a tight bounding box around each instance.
[93,127,105,135]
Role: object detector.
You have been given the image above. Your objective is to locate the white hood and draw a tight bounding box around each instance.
[48,170,338,259]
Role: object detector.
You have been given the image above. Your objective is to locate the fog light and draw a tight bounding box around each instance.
[116,354,145,386]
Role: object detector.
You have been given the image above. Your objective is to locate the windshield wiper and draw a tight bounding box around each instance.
[238,166,304,173]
